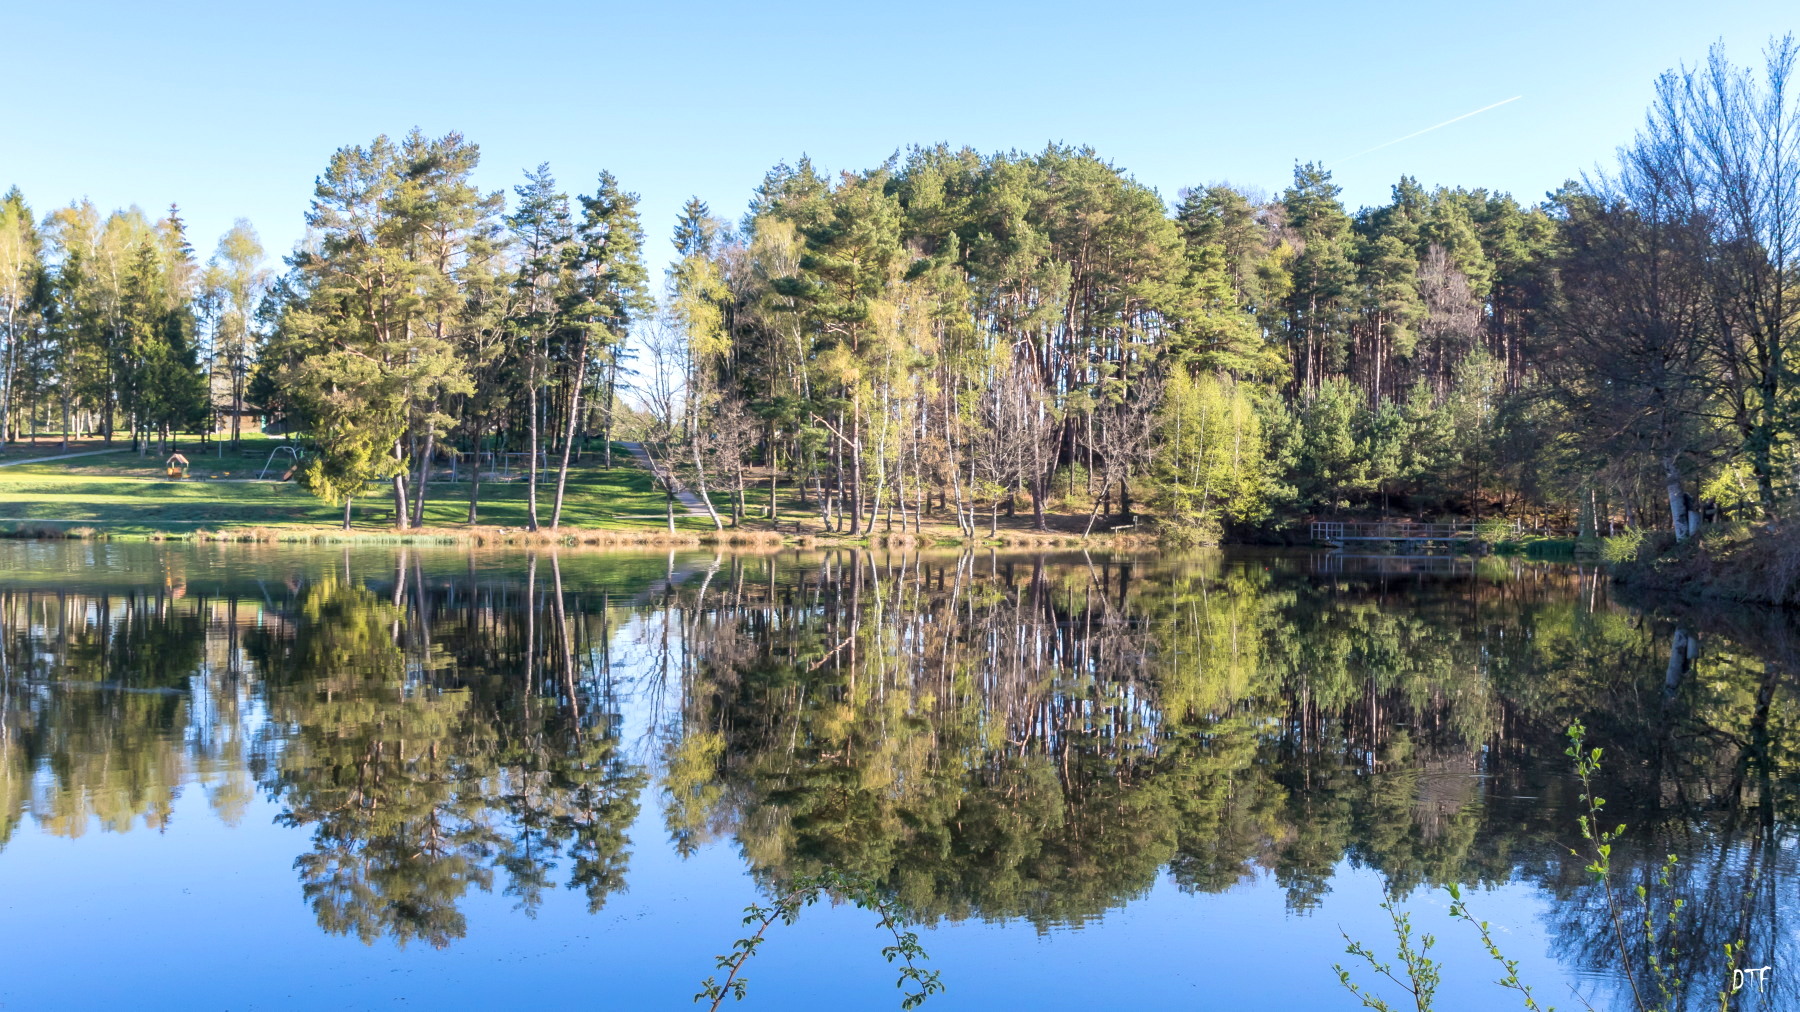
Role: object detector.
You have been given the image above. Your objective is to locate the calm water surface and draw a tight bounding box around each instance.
[0,543,1793,1010]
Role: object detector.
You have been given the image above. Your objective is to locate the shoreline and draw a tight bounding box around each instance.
[0,518,1166,551]
[1609,521,1800,608]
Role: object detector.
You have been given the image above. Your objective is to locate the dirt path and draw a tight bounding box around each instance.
[618,442,708,515]
[0,449,126,468]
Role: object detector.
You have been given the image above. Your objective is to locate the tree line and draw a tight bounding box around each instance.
[0,193,261,456]
[0,38,1794,537]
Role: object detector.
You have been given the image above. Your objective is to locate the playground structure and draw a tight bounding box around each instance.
[457,450,552,482]
[258,445,301,480]
[246,446,563,484]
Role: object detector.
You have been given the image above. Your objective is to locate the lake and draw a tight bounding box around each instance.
[0,543,1791,1010]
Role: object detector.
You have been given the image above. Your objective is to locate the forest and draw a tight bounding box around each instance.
[0,39,1795,545]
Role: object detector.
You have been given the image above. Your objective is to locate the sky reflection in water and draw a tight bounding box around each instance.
[0,543,1791,1011]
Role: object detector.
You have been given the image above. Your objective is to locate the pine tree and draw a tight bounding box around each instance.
[1281,162,1356,397]
[277,133,475,529]
[1173,186,1281,378]
[550,171,650,528]
[504,165,572,531]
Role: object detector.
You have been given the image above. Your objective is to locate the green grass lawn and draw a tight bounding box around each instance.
[0,438,714,538]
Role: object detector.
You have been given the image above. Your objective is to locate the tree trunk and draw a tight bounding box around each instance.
[0,307,14,448]
[1031,419,1047,531]
[1664,455,1689,542]
[231,369,244,450]
[768,429,779,520]
[525,553,537,691]
[550,336,589,529]
[526,359,541,531]
[830,415,845,533]
[689,429,724,531]
[411,426,435,529]
[1663,628,1695,702]
[343,497,353,531]
[392,440,410,530]
[871,446,889,535]
[912,407,925,534]
[848,405,863,535]
[601,354,617,470]
[836,433,848,532]
[950,452,971,537]
[894,449,907,534]
[467,424,484,524]
[1081,483,1107,540]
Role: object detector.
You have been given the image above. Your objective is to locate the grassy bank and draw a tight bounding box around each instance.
[0,435,1160,549]
[1492,535,1582,557]
[0,436,708,537]
[1610,520,1800,606]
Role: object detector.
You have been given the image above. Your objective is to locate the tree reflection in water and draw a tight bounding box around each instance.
[0,547,1793,1007]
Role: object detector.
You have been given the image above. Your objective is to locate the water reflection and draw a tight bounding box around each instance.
[245,570,646,946]
[0,547,1794,1009]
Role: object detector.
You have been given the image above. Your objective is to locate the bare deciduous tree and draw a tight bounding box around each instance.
[1082,374,1163,538]
[1627,35,1800,515]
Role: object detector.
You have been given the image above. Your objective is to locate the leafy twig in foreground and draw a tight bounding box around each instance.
[694,871,944,1010]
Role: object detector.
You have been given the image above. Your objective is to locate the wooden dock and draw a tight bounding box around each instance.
[1311,521,1479,545]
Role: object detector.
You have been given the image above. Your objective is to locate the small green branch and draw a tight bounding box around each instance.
[694,871,943,1009]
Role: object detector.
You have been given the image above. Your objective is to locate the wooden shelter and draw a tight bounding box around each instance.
[212,398,265,435]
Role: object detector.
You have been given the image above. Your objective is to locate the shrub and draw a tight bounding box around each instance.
[1600,527,1646,564]
[1474,517,1513,545]
[1157,519,1220,549]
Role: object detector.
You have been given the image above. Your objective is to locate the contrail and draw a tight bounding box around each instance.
[1333,96,1523,164]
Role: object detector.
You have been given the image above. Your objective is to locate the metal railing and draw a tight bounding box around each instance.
[1311,521,1479,542]
[1312,553,1480,576]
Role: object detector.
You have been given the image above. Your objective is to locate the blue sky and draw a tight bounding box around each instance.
[3,1,1793,273]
